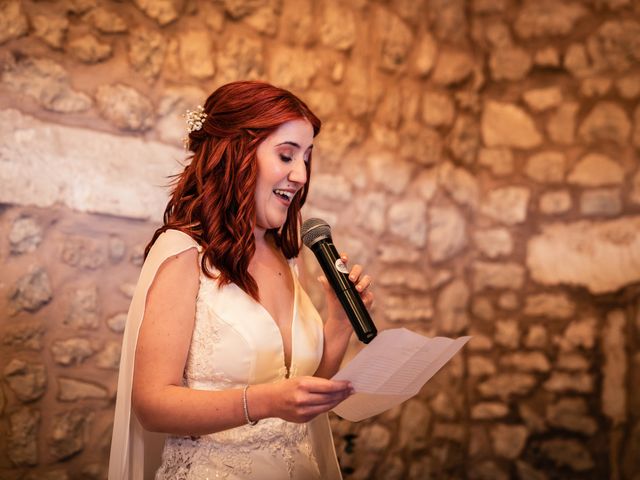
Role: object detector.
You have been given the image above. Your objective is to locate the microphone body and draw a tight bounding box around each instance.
[302,219,377,344]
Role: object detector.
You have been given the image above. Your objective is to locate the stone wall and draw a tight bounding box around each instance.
[1,0,639,479]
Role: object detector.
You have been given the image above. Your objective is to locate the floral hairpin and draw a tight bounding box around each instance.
[182,105,207,149]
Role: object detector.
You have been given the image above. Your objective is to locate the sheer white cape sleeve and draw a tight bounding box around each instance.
[108,230,201,480]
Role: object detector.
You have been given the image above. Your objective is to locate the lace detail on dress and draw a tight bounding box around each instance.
[182,270,234,389]
[156,419,318,480]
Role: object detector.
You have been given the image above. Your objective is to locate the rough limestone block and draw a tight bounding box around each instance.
[527,217,640,294]
[0,109,182,221]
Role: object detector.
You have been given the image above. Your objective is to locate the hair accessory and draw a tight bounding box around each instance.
[242,385,258,426]
[182,105,207,149]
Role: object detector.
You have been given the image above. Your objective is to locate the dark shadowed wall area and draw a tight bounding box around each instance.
[1,0,640,479]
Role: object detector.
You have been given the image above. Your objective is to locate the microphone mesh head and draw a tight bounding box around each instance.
[301,218,331,247]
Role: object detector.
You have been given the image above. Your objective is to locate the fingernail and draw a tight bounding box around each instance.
[356,285,363,291]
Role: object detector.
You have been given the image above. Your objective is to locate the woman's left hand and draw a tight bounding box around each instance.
[318,253,374,328]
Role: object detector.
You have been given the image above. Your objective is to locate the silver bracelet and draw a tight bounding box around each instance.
[242,385,258,426]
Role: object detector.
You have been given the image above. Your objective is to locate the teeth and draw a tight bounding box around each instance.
[274,189,293,200]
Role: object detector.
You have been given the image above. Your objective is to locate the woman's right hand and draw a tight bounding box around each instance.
[265,376,354,423]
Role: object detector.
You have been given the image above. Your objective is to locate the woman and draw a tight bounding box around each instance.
[108,81,373,479]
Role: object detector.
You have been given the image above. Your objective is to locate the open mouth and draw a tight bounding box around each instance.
[273,189,294,204]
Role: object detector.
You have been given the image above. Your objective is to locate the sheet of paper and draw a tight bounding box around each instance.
[331,328,470,422]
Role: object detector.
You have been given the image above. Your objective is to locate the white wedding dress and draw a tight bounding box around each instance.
[108,229,342,480]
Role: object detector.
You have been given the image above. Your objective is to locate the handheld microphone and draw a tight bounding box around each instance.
[301,218,377,344]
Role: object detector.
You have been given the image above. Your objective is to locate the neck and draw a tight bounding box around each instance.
[254,227,277,253]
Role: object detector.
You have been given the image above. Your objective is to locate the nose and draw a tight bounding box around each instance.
[288,157,307,184]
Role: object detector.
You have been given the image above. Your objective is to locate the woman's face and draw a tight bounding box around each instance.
[254,118,314,232]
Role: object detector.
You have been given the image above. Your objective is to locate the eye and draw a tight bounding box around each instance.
[279,154,293,163]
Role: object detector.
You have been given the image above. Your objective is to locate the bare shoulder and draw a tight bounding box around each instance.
[148,246,200,302]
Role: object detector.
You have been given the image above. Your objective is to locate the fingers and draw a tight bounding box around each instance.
[301,377,352,394]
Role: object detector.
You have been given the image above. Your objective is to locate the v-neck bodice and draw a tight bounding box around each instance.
[183,249,324,388]
[251,264,298,377]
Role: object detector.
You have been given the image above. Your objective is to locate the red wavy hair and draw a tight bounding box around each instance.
[146,81,321,300]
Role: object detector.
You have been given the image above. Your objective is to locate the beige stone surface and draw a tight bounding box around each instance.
[588,20,640,72]
[631,170,640,205]
[10,268,52,314]
[0,109,181,221]
[57,378,109,401]
[432,48,474,86]
[471,402,509,420]
[387,198,427,247]
[514,1,586,38]
[482,101,542,149]
[243,0,280,36]
[354,193,387,234]
[270,46,318,90]
[32,14,69,49]
[495,319,520,348]
[578,101,631,145]
[8,408,40,466]
[489,46,532,81]
[539,190,572,215]
[580,188,621,216]
[368,152,414,194]
[481,186,530,225]
[477,374,536,400]
[413,32,438,76]
[2,56,92,113]
[436,279,469,334]
[469,355,497,376]
[178,29,215,79]
[523,293,575,318]
[320,0,356,51]
[473,261,525,291]
[128,26,166,80]
[428,206,467,263]
[448,115,480,165]
[568,153,624,186]
[478,148,513,176]
[540,439,594,471]
[524,325,548,349]
[602,310,627,425]
[438,162,480,208]
[525,151,566,183]
[580,77,612,97]
[422,91,455,127]
[616,73,640,99]
[0,0,28,45]
[87,6,128,33]
[473,228,512,259]
[500,352,551,373]
[527,217,640,294]
[546,398,597,435]
[67,34,113,63]
[522,87,563,112]
[133,0,183,25]
[376,7,413,72]
[4,359,47,402]
[547,102,579,144]
[544,372,594,393]
[490,424,528,459]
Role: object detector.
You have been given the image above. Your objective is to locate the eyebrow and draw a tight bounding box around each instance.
[276,141,313,151]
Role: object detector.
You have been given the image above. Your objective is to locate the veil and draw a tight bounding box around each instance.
[108,230,201,479]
